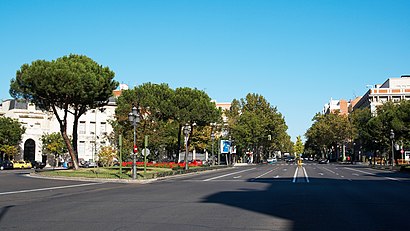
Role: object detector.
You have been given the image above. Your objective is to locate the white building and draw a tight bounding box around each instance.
[354,75,410,114]
[0,91,122,164]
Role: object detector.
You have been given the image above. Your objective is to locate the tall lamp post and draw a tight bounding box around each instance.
[211,131,215,166]
[390,129,395,167]
[183,124,191,170]
[128,105,140,180]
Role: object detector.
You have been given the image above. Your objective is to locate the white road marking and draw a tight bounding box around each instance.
[322,167,336,174]
[203,168,256,182]
[252,169,275,181]
[0,182,104,196]
[292,167,298,183]
[344,167,401,182]
[302,167,310,183]
[233,176,242,179]
[352,173,359,176]
[318,173,324,176]
[274,175,279,178]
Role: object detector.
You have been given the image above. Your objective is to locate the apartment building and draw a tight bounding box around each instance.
[0,85,127,164]
[354,75,410,114]
[323,97,360,115]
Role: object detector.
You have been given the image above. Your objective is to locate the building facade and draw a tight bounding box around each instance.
[0,86,126,164]
[354,75,410,114]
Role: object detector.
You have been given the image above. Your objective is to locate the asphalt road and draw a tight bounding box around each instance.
[1,162,409,231]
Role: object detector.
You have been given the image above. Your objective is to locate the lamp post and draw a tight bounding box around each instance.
[183,124,191,170]
[211,131,215,166]
[390,129,395,167]
[128,105,140,180]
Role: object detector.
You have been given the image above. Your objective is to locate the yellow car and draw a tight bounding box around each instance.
[11,160,32,169]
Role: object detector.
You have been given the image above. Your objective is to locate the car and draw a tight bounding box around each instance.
[32,161,46,169]
[318,158,329,164]
[285,156,295,163]
[11,160,32,169]
[267,157,277,164]
[1,160,13,170]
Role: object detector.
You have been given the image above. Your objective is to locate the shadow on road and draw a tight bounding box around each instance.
[202,174,410,231]
[0,205,14,224]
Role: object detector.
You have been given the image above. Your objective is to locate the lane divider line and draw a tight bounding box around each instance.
[0,182,104,196]
[302,166,310,183]
[203,168,256,182]
[292,167,298,183]
[251,169,276,181]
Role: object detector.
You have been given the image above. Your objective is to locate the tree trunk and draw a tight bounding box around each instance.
[61,129,79,169]
[72,113,79,162]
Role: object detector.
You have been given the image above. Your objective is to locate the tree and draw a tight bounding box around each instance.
[41,132,68,167]
[0,116,25,160]
[226,93,292,163]
[10,54,118,169]
[294,136,304,155]
[98,146,117,167]
[113,84,221,162]
[305,112,353,159]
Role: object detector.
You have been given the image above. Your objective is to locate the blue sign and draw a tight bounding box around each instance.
[221,140,231,154]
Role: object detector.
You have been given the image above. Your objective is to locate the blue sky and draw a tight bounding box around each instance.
[1,0,409,141]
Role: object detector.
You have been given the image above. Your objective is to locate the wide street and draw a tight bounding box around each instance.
[1,162,410,231]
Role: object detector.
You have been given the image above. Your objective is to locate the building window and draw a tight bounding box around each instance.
[79,121,86,134]
[100,122,107,135]
[90,122,96,135]
[78,141,86,156]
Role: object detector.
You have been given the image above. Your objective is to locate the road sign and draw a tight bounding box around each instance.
[133,145,138,153]
[142,148,150,157]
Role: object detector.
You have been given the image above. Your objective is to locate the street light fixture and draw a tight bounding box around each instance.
[390,129,395,167]
[128,105,140,180]
[183,124,191,170]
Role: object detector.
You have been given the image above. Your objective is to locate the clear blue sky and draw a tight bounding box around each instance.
[1,0,409,142]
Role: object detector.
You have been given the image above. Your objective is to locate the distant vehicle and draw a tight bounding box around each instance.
[83,161,97,168]
[1,160,13,170]
[267,157,277,164]
[318,159,329,164]
[32,161,46,169]
[285,156,295,163]
[11,160,32,169]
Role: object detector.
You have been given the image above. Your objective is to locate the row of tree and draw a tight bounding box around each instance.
[305,100,410,162]
[7,54,294,168]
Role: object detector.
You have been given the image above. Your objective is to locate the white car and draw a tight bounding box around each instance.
[267,158,277,164]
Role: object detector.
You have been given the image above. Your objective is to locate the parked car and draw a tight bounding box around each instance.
[318,158,329,164]
[285,156,295,163]
[1,160,13,170]
[267,157,277,164]
[11,160,32,169]
[32,161,46,169]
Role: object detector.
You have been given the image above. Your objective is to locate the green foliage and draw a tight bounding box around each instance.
[10,54,118,169]
[113,83,221,161]
[226,93,292,162]
[305,112,353,157]
[41,132,68,157]
[294,136,304,154]
[0,116,25,159]
[98,146,118,167]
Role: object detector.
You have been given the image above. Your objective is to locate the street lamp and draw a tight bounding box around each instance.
[183,124,191,170]
[390,129,395,167]
[128,105,140,180]
[211,131,215,166]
